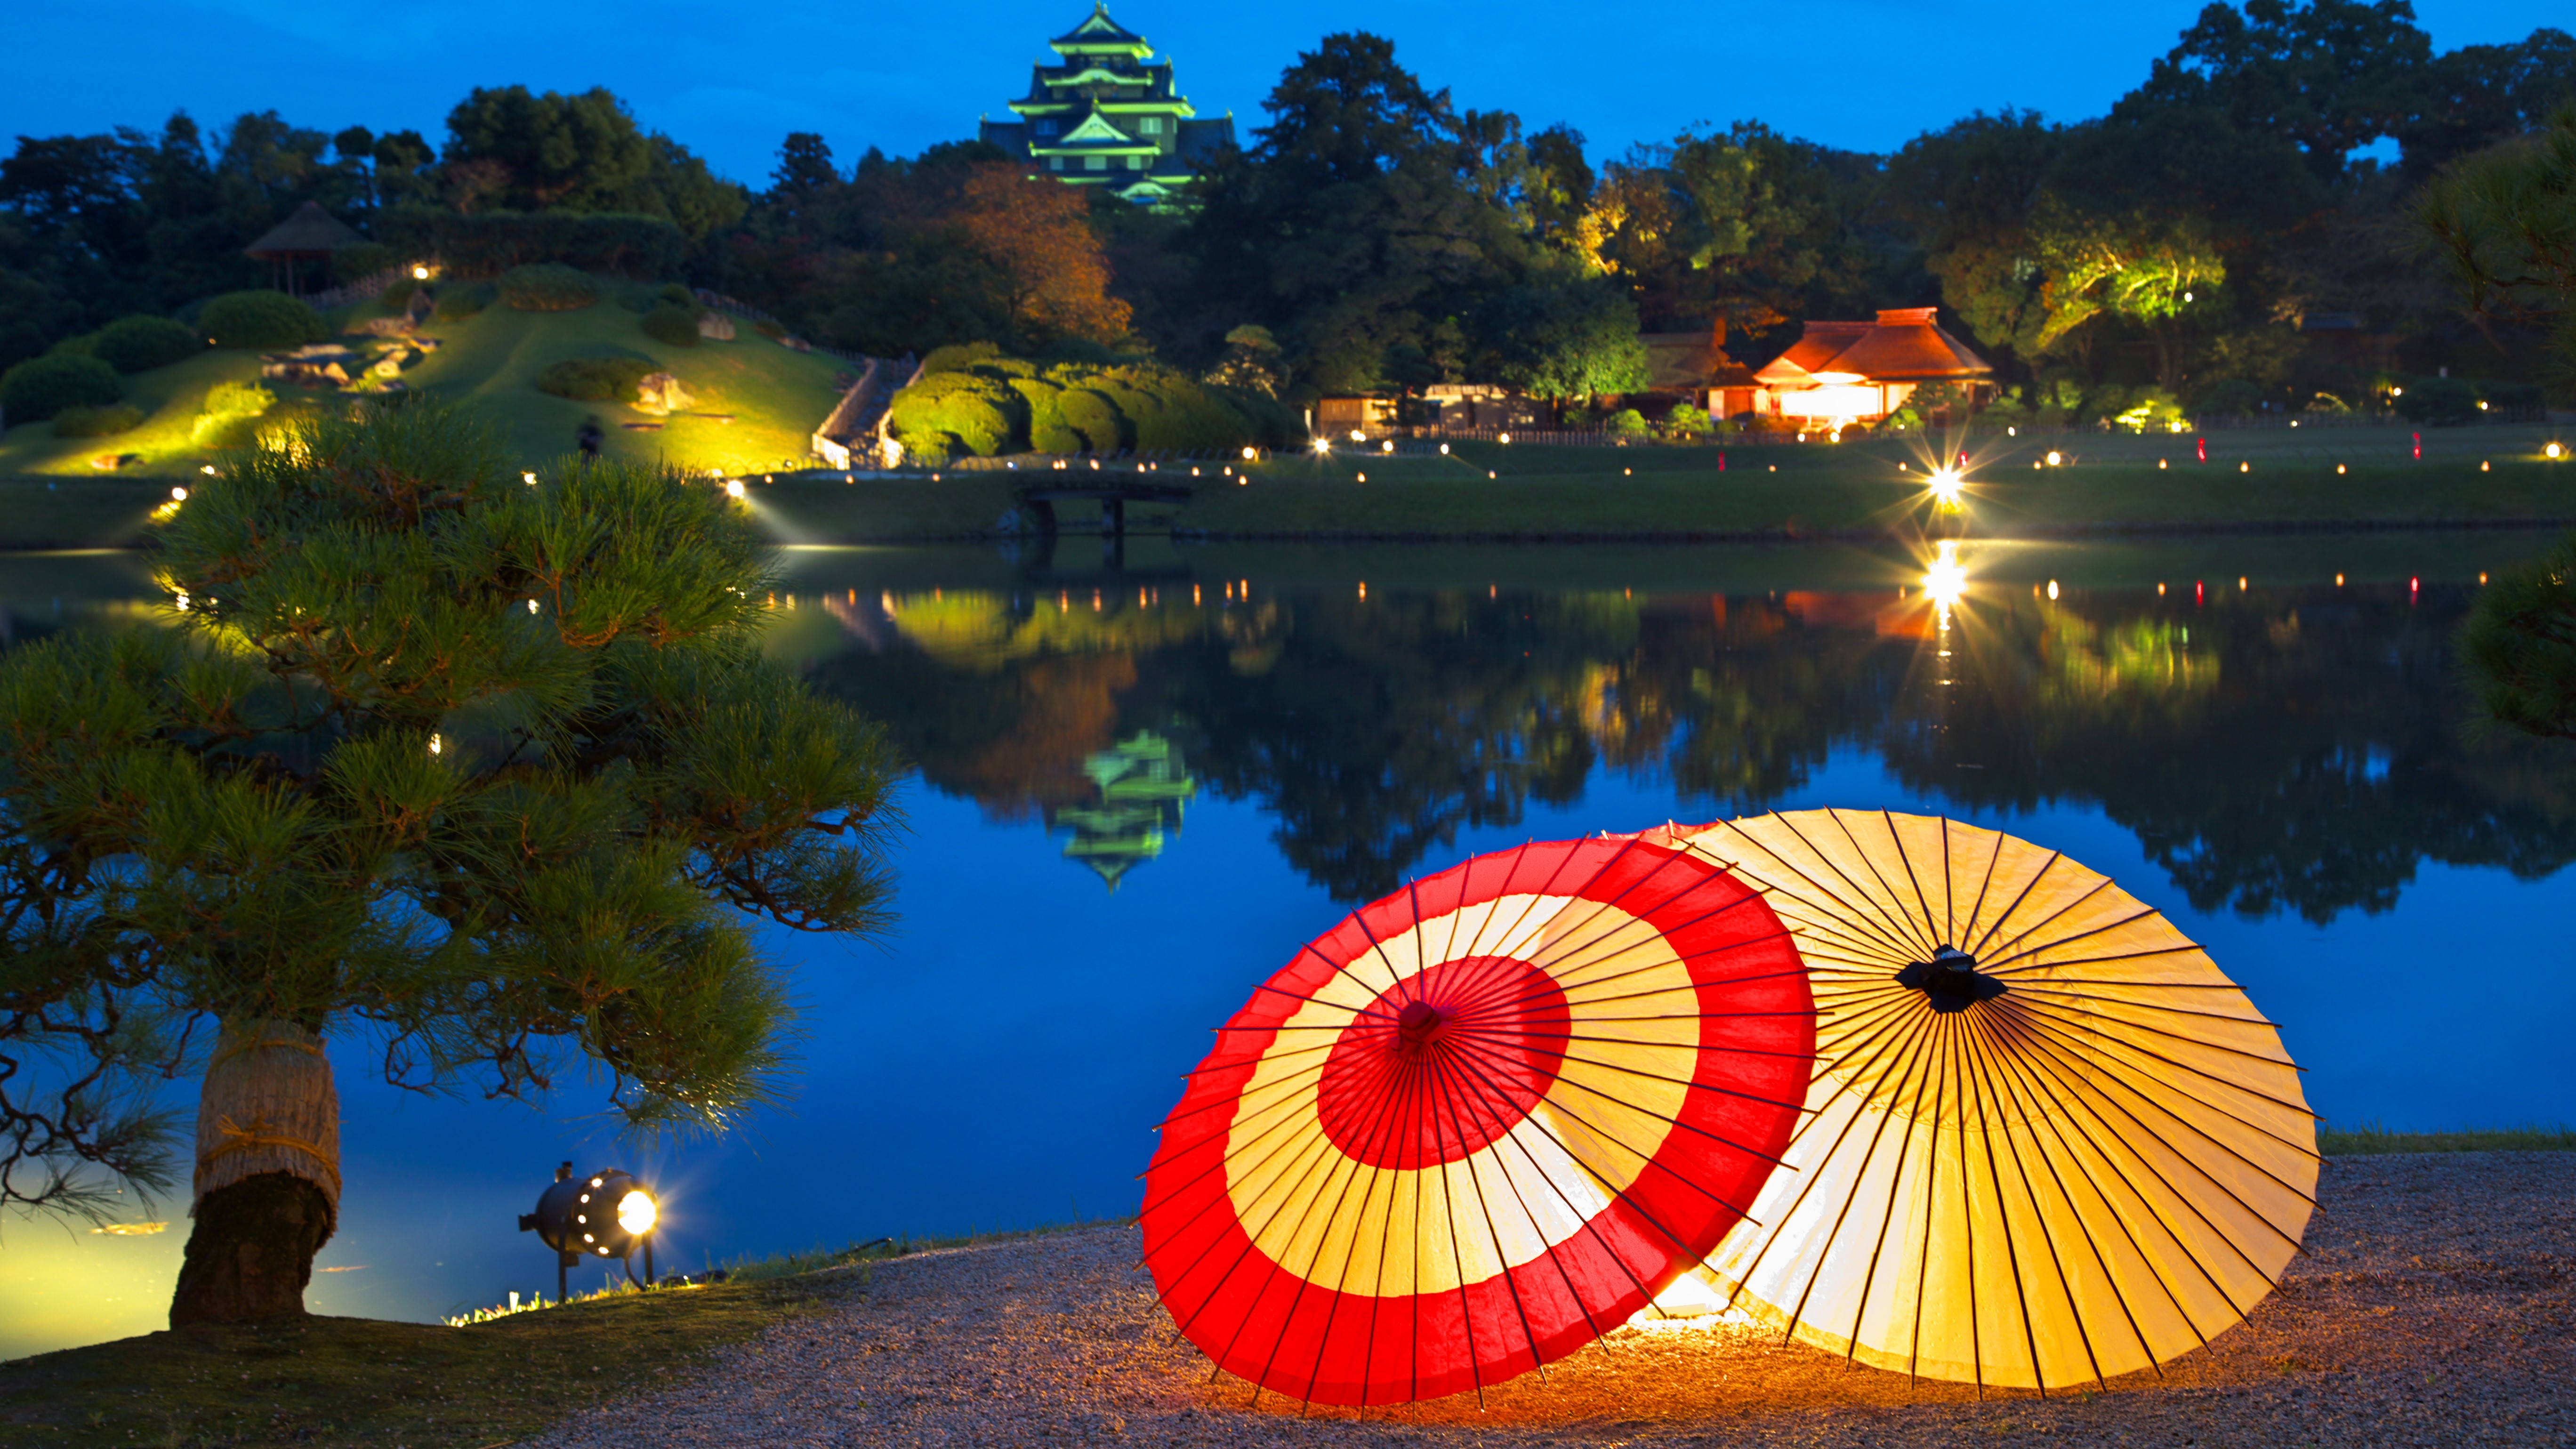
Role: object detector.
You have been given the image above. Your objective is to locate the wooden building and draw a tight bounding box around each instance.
[1752,308,1991,424]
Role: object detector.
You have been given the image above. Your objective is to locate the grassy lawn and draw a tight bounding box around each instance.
[377,286,850,475]
[0,351,269,478]
[2318,1124,2576,1155]
[728,422,2576,545]
[0,278,851,485]
[0,1275,827,1448]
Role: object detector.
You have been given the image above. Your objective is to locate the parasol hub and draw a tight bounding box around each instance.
[1393,999,1445,1055]
[1896,945,2008,1014]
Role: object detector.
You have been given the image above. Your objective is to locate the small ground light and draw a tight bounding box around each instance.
[2338,464,2348,474]
[170,486,188,501]
[1381,440,1393,453]
[522,1161,660,1301]
[1312,437,1331,455]
[200,464,216,475]
[1439,443,1450,454]
[2481,572,2489,584]
[2046,580,2059,601]
[2240,461,2251,472]
[2483,460,2491,471]
[1499,434,1511,445]
[2159,459,2168,469]
[2045,451,2063,466]
[2549,443,2566,459]
[724,479,746,499]
[522,471,537,485]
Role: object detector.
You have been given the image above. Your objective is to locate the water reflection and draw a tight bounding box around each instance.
[785,555,2576,923]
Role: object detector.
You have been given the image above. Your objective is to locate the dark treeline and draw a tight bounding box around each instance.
[5,0,2572,417]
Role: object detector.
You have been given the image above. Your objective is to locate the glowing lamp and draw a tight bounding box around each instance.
[412,265,430,281]
[1922,539,1967,609]
[724,479,747,499]
[2045,451,2063,467]
[1241,446,1256,461]
[170,486,189,502]
[522,471,538,486]
[2549,443,2566,460]
[1311,437,1331,455]
[1380,441,1393,453]
[1438,443,1449,455]
[1926,468,1962,507]
[201,464,217,475]
[1498,433,1511,445]
[521,1161,660,1299]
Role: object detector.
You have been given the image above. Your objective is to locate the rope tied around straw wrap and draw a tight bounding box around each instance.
[193,1019,343,1233]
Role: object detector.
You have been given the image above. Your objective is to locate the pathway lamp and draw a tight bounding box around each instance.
[1310,437,1331,456]
[2549,443,2565,460]
[1925,468,1963,508]
[522,1161,660,1302]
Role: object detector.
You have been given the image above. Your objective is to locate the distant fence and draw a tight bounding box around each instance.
[691,290,869,368]
[305,265,411,312]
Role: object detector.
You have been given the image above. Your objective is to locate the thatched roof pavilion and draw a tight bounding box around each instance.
[244,202,365,296]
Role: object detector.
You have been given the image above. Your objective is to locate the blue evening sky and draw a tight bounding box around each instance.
[5,2,2567,185]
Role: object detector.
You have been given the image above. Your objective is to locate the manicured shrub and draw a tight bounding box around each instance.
[641,303,703,347]
[2395,376,2480,426]
[200,291,326,350]
[91,316,201,374]
[535,356,660,402]
[193,380,276,445]
[1664,404,1712,437]
[1011,378,1084,453]
[435,283,494,321]
[1,353,125,422]
[888,371,1022,457]
[920,342,1002,377]
[1056,387,1124,452]
[51,403,145,437]
[1606,408,1649,437]
[201,380,277,420]
[498,264,599,312]
[193,413,266,449]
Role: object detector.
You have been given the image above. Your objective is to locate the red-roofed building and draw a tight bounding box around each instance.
[1752,308,1992,425]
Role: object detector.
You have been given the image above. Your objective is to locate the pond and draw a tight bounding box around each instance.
[6,530,2575,1360]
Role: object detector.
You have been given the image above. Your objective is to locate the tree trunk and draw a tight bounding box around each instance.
[169,1018,341,1327]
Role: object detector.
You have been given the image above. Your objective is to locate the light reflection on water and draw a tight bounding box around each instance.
[5,533,2574,1360]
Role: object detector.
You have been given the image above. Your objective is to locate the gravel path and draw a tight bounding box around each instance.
[531,1152,2576,1447]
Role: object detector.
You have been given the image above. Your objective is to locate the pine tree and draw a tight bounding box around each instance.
[0,401,900,1324]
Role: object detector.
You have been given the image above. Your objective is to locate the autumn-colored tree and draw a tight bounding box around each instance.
[951,165,1133,346]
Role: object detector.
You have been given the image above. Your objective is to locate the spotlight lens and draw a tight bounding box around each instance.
[618,1190,657,1235]
[725,479,747,499]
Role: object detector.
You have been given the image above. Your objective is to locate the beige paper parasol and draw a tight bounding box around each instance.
[1658,808,2318,1392]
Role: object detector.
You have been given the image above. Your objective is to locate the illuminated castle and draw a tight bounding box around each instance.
[978,3,1235,209]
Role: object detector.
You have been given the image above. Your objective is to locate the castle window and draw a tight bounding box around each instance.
[1085,155,1106,171]
[1138,116,1162,134]
[1049,156,1063,171]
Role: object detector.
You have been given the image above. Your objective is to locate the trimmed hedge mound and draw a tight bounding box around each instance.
[1,353,125,422]
[200,291,326,349]
[888,348,1295,459]
[535,356,660,402]
[93,316,202,373]
[642,303,703,347]
[498,264,600,312]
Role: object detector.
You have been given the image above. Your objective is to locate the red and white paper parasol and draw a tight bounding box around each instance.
[1140,836,1815,1406]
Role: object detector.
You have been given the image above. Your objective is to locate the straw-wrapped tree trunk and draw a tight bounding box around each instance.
[0,400,899,1323]
[172,1021,341,1323]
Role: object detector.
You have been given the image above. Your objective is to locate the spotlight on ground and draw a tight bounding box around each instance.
[520,1161,660,1300]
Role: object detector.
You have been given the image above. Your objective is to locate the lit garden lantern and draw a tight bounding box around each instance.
[520,1161,660,1301]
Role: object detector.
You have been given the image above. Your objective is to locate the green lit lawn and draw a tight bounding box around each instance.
[380,289,850,475]
[0,280,852,484]
[728,421,2576,544]
[0,350,269,478]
